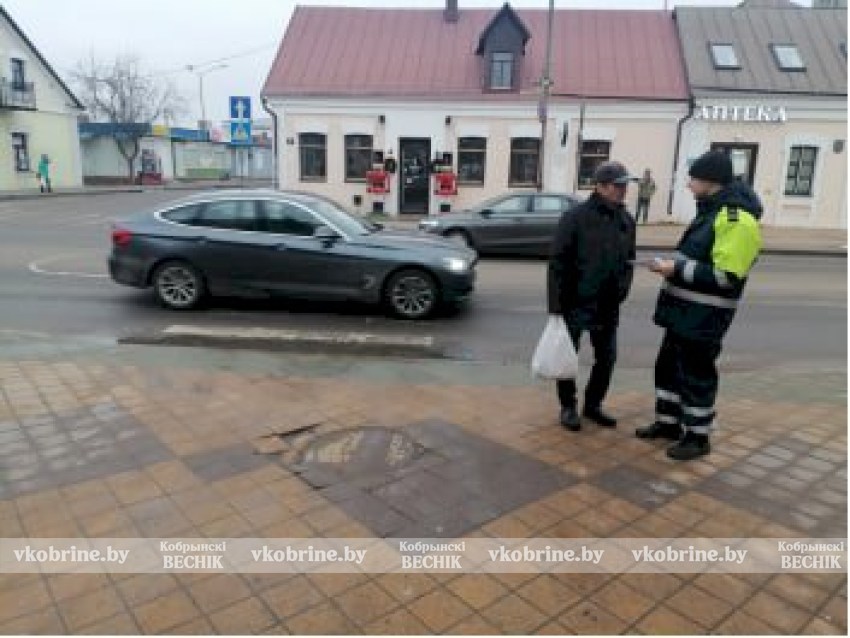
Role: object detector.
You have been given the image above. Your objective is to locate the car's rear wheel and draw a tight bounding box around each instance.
[385,269,439,320]
[152,260,205,310]
[445,229,474,249]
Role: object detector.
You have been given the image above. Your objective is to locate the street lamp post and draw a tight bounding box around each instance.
[537,0,555,192]
[186,63,228,129]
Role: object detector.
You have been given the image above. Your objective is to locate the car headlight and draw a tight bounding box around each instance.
[442,257,469,273]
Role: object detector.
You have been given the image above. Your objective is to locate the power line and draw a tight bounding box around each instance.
[157,42,278,76]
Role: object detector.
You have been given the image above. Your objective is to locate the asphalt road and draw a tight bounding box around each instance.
[0,191,845,372]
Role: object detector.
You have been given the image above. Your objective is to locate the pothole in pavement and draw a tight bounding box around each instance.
[258,424,426,485]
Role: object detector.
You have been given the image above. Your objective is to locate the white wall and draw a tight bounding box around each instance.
[674,97,848,228]
[267,97,686,217]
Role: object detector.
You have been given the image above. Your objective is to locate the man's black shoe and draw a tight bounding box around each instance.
[667,432,711,461]
[636,421,681,440]
[560,408,581,432]
[582,406,617,428]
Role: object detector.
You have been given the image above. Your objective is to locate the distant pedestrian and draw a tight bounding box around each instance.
[636,169,656,224]
[37,154,51,193]
[547,161,637,431]
[637,150,762,460]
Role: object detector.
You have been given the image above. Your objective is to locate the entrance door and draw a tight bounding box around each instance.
[399,138,431,214]
[710,143,759,186]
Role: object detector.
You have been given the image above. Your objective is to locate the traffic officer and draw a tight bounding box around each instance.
[637,150,762,460]
[548,161,636,431]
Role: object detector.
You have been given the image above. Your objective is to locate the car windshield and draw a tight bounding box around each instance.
[306,198,373,236]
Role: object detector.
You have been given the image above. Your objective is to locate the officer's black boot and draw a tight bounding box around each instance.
[667,431,710,461]
[636,421,681,440]
[582,406,617,428]
[560,407,581,432]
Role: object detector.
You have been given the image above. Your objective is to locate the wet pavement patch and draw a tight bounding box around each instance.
[0,401,172,499]
[591,464,682,511]
[278,419,576,538]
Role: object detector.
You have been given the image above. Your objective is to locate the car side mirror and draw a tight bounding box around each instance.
[314,225,341,246]
[479,209,493,217]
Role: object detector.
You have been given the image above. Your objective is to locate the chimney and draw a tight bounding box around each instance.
[445,0,459,23]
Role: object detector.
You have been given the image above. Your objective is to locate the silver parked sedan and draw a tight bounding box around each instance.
[108,190,477,319]
[418,192,581,255]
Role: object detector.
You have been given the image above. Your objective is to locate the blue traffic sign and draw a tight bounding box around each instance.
[229,96,251,121]
[230,121,252,146]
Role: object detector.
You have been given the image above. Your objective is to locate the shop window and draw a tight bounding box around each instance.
[771,44,806,71]
[490,52,514,89]
[710,43,740,70]
[458,137,486,184]
[577,140,611,189]
[509,137,539,187]
[298,133,326,181]
[11,132,29,172]
[785,146,818,197]
[345,134,373,181]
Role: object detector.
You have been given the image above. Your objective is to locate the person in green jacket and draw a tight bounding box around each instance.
[636,169,656,224]
[37,154,51,193]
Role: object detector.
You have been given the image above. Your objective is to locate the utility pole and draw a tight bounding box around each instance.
[186,63,228,130]
[537,0,555,192]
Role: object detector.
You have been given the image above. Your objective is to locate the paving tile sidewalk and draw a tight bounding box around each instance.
[0,341,845,635]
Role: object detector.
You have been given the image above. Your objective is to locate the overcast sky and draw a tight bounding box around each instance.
[5,0,810,128]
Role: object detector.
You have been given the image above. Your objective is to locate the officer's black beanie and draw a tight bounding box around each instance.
[688,150,735,185]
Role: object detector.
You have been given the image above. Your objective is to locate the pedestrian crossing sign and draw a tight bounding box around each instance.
[230,121,252,146]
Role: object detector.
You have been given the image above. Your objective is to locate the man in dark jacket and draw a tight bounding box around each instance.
[637,150,762,460]
[547,161,637,431]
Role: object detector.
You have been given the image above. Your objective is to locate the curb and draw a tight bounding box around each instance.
[119,325,448,359]
[0,183,273,201]
[637,244,847,258]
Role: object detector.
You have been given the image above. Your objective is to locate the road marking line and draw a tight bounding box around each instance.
[163,325,435,348]
[28,254,109,279]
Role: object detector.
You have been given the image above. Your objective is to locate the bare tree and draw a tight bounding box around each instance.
[71,54,185,182]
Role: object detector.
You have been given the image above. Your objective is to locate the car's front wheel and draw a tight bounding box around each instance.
[152,260,206,310]
[384,268,439,320]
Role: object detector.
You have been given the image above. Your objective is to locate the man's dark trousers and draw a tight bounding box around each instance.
[556,321,617,409]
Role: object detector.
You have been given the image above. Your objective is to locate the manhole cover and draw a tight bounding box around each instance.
[296,426,424,473]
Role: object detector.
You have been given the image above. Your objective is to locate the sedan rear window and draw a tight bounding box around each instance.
[196,200,259,232]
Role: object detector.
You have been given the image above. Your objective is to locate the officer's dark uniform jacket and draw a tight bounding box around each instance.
[654,181,763,343]
[548,192,636,328]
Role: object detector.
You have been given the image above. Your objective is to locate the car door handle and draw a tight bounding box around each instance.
[272,243,288,251]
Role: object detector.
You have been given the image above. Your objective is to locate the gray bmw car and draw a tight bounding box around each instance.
[418,192,580,255]
[108,190,476,319]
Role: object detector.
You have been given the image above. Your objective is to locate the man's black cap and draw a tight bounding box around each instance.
[688,150,735,185]
[594,161,635,185]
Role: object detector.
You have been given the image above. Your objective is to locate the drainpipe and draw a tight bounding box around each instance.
[573,100,585,193]
[261,96,279,190]
[667,97,695,218]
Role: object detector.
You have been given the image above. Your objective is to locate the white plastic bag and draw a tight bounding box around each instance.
[531,315,578,380]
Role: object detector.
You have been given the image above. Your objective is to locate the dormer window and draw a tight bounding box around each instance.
[771,44,806,71]
[710,43,740,70]
[476,3,530,93]
[490,52,514,89]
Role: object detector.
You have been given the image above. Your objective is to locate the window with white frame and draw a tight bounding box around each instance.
[771,44,806,71]
[785,146,818,197]
[10,58,25,88]
[509,138,539,186]
[490,52,514,89]
[710,43,741,70]
[11,132,29,171]
[457,137,486,184]
[577,140,611,189]
[298,133,326,181]
[344,134,373,181]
